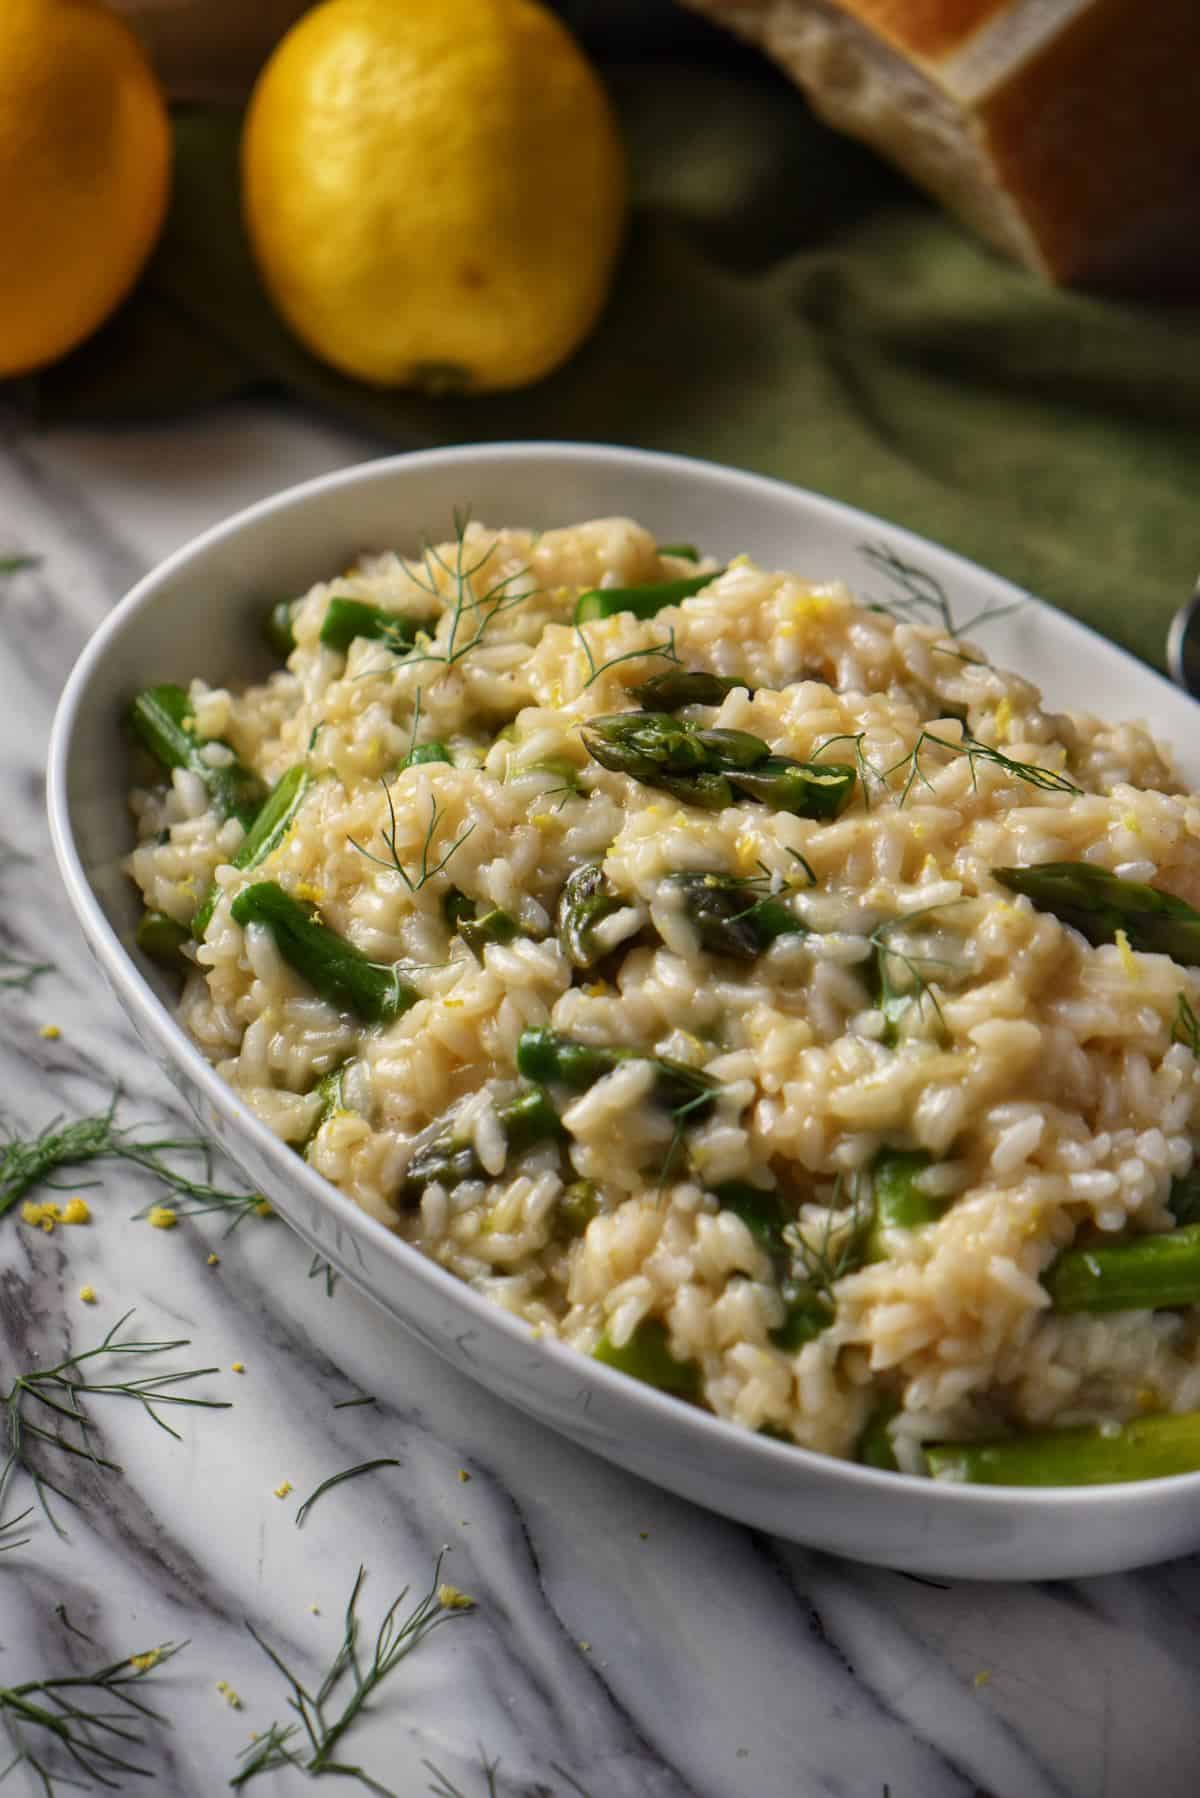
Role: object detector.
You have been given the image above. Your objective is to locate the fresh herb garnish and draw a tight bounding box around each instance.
[308,1253,339,1298]
[0,1311,230,1538]
[1174,992,1200,1055]
[867,904,963,1046]
[574,621,682,691]
[389,510,536,673]
[883,729,1080,808]
[0,948,53,991]
[349,783,475,895]
[0,1635,183,1795]
[231,1556,472,1791]
[859,542,1022,641]
[294,1459,401,1528]
[424,1755,502,1798]
[0,554,39,576]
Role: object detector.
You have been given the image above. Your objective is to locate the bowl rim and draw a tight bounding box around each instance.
[45,436,1200,1514]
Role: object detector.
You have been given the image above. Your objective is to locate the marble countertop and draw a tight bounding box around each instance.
[2,402,1198,1798]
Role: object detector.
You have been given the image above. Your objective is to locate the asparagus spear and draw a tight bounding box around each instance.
[927,1412,1200,1486]
[668,872,800,961]
[402,741,452,768]
[556,863,627,969]
[458,907,520,960]
[1043,1225,1200,1312]
[129,684,268,829]
[632,669,746,711]
[581,711,856,821]
[573,570,717,624]
[592,1319,701,1398]
[864,1148,940,1261]
[657,543,700,561]
[230,880,415,1024]
[993,863,1200,965]
[714,1180,835,1351]
[400,1086,563,1200]
[135,909,190,971]
[265,598,297,657]
[192,763,312,939]
[319,595,437,654]
[442,889,476,931]
[298,1062,349,1158]
[555,1179,600,1241]
[515,1027,717,1116]
[856,1396,901,1471]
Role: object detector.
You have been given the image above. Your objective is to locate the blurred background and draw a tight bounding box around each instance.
[3,0,1199,666]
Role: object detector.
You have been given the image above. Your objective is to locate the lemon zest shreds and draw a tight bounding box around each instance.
[61,1197,91,1225]
[231,1362,246,1375]
[216,1679,244,1709]
[131,1650,161,1673]
[1114,928,1138,978]
[38,1024,60,1041]
[78,1285,97,1305]
[21,1200,61,1232]
[147,1205,178,1230]
[435,1582,475,1611]
[274,1480,293,1499]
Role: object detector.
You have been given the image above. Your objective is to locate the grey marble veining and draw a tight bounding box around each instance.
[1,403,1197,1798]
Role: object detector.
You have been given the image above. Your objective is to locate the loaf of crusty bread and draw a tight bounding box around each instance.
[679,0,1200,286]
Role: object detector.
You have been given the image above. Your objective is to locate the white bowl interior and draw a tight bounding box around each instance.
[48,443,1200,1579]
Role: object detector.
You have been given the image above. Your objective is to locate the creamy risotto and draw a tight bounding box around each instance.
[125,516,1200,1484]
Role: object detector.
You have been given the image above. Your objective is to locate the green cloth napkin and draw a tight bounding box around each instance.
[12,26,1200,671]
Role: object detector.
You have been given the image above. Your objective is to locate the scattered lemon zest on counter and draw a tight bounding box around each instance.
[231,1362,246,1375]
[1114,928,1138,978]
[61,1197,91,1225]
[78,1285,97,1305]
[578,1640,591,1653]
[38,1024,60,1041]
[993,698,1014,741]
[130,1650,161,1673]
[254,1199,273,1217]
[21,1201,61,1232]
[973,1670,991,1689]
[216,1680,243,1710]
[457,1469,471,1484]
[207,1253,220,1267]
[436,1583,475,1611]
[309,1603,320,1614]
[147,1205,178,1230]
[273,1480,293,1500]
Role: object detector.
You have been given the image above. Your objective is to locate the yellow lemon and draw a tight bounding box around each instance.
[241,0,626,393]
[0,0,171,378]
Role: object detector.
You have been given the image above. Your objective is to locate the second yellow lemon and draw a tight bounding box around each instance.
[242,0,626,394]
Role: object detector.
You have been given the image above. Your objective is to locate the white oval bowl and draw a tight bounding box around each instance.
[47,441,1200,1580]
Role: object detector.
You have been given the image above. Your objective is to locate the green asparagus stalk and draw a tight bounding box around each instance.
[993,862,1200,965]
[865,1148,940,1261]
[442,889,476,931]
[556,863,627,969]
[657,543,700,562]
[265,598,297,657]
[230,880,415,1024]
[927,1412,1200,1486]
[573,570,717,624]
[581,711,856,821]
[669,873,799,961]
[856,1396,901,1471]
[713,1180,834,1351]
[400,1086,564,1199]
[129,684,268,829]
[192,763,312,940]
[135,909,190,971]
[458,907,520,960]
[1043,1225,1200,1312]
[555,1179,600,1241]
[515,1026,716,1116]
[592,1319,701,1398]
[319,595,437,654]
[298,1062,349,1158]
[632,669,746,711]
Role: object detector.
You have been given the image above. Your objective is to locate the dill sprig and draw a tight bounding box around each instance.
[0,1093,264,1232]
[424,1754,502,1798]
[295,1460,401,1529]
[308,1252,339,1298]
[0,948,53,991]
[390,510,536,673]
[0,554,39,576]
[786,1172,873,1299]
[574,621,682,692]
[0,1637,183,1797]
[809,730,886,813]
[868,903,963,1045]
[231,1556,471,1793]
[0,1310,231,1538]
[1174,992,1200,1056]
[882,728,1080,809]
[349,784,475,895]
[860,542,1023,641]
